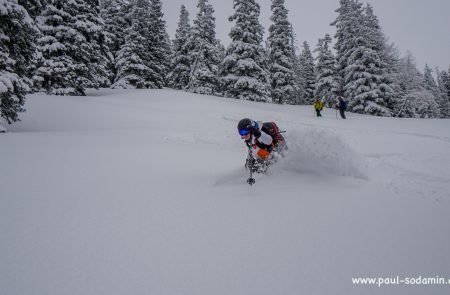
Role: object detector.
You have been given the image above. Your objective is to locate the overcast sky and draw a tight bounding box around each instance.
[162,0,450,72]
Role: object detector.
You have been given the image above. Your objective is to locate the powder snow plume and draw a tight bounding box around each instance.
[274,128,367,179]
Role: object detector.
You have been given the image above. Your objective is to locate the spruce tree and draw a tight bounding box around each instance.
[299,41,315,104]
[100,0,130,53]
[5,0,38,82]
[148,0,170,87]
[423,64,439,98]
[0,0,36,124]
[415,89,439,118]
[365,4,396,112]
[314,34,337,106]
[331,0,361,97]
[216,39,226,61]
[446,66,450,115]
[75,0,110,87]
[164,31,173,75]
[167,5,192,89]
[34,0,105,95]
[113,0,155,88]
[290,50,303,105]
[447,66,450,102]
[267,0,295,104]
[186,0,221,94]
[382,40,402,111]
[219,0,270,101]
[394,56,442,118]
[394,52,423,118]
[340,2,393,116]
[419,65,440,118]
[17,0,48,18]
[436,69,450,118]
[100,0,132,83]
[288,26,302,105]
[18,0,47,85]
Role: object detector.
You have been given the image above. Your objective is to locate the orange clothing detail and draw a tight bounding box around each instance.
[256,148,270,160]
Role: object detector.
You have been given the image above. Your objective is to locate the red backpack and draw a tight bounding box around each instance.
[261,122,283,146]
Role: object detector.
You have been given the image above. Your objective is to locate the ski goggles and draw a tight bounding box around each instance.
[238,128,250,136]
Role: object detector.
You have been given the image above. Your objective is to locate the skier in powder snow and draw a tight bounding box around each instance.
[237,118,286,172]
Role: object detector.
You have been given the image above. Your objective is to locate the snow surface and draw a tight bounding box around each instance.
[1,89,450,295]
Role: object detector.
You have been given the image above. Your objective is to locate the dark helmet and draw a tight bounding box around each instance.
[237,118,258,136]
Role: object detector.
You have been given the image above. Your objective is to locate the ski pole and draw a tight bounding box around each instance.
[247,149,256,186]
[248,165,255,185]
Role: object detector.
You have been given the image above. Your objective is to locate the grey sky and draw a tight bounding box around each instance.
[162,0,450,72]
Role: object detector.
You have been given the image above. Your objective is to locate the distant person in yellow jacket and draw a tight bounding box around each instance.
[314,96,324,117]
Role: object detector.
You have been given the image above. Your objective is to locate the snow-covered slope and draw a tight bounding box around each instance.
[1,89,449,295]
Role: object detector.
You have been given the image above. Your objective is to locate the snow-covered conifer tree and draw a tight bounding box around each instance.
[290,50,302,105]
[18,0,48,84]
[365,4,397,111]
[381,40,403,110]
[216,39,226,62]
[9,0,41,82]
[415,89,439,118]
[75,0,110,87]
[148,0,170,87]
[423,64,439,98]
[186,0,221,95]
[219,0,270,101]
[447,66,450,101]
[287,27,302,105]
[18,0,48,18]
[167,5,192,89]
[113,0,157,88]
[299,41,315,104]
[446,66,450,114]
[100,0,132,83]
[34,0,106,95]
[164,31,173,71]
[436,69,450,118]
[419,65,440,118]
[0,0,36,124]
[100,0,130,53]
[419,65,441,118]
[394,52,422,118]
[314,34,337,105]
[340,3,393,116]
[394,55,441,118]
[331,0,361,97]
[267,0,295,104]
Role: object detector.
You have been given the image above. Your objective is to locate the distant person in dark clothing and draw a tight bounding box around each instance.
[337,96,347,119]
